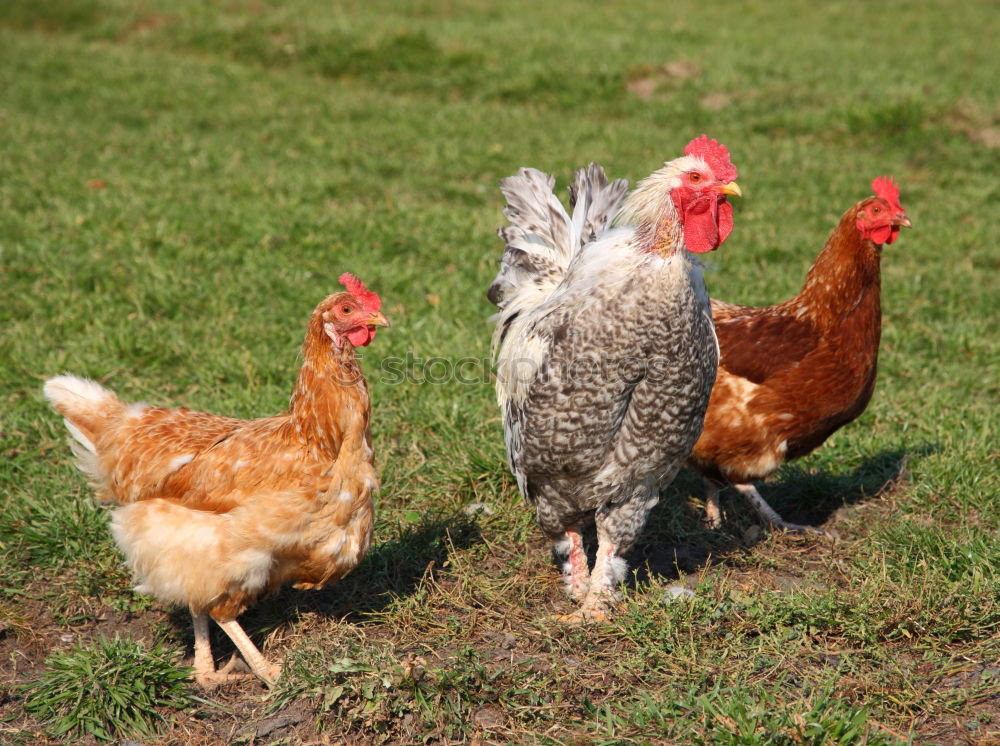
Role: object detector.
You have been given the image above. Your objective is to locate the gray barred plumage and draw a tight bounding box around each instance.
[488,149,738,618]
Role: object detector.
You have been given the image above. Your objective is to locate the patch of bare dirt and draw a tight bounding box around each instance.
[118,13,178,40]
[968,127,1000,149]
[626,60,701,100]
[940,100,1000,151]
[700,92,733,112]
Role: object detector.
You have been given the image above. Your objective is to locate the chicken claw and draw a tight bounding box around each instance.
[556,529,591,603]
[193,611,282,689]
[551,606,610,624]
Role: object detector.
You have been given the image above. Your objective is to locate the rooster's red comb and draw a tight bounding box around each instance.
[872,176,903,212]
[684,134,738,183]
[338,272,381,312]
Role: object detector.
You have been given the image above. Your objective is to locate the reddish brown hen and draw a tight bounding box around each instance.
[44,273,388,688]
[688,177,911,533]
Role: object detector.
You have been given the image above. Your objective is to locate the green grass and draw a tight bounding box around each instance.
[22,636,193,742]
[1,0,997,743]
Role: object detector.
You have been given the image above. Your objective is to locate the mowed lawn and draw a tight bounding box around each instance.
[1,0,997,743]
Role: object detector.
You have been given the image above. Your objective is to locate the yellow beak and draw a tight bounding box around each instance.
[715,181,742,198]
[368,311,390,328]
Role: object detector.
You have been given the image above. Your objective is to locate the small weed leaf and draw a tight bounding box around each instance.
[695,686,899,746]
[22,636,193,743]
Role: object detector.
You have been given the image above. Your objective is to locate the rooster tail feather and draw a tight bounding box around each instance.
[568,162,629,251]
[44,375,123,482]
[487,168,572,310]
[488,163,628,354]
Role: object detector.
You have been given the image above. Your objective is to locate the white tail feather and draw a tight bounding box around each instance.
[64,419,101,483]
[44,374,114,410]
[487,163,628,356]
[45,374,115,406]
[44,374,120,485]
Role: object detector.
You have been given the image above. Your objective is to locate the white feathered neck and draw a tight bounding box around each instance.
[614,154,708,228]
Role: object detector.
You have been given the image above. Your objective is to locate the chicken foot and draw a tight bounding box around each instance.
[192,611,253,688]
[191,610,281,688]
[556,528,590,602]
[216,618,282,686]
[704,479,829,537]
[559,536,624,623]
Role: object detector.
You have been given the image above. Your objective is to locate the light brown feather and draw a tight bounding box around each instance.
[51,297,379,621]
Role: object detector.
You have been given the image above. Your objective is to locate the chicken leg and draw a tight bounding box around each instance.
[704,479,829,537]
[192,611,253,688]
[556,528,590,602]
[704,480,724,529]
[578,536,623,621]
[215,618,282,687]
[734,483,832,538]
[559,529,627,623]
[191,610,281,688]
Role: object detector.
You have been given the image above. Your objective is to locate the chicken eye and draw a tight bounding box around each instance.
[341,306,353,314]
[689,173,702,183]
[872,206,881,214]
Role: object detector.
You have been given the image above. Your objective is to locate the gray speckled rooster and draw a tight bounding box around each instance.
[488,136,741,620]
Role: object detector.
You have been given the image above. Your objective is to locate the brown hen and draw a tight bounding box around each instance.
[688,177,911,533]
[44,273,388,687]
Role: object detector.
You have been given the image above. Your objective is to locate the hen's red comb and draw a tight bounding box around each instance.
[684,134,738,183]
[338,272,381,312]
[872,176,903,212]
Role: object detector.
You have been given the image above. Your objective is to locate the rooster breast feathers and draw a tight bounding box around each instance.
[501,245,717,518]
[490,164,717,529]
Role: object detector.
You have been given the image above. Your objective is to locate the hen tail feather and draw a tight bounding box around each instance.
[44,375,123,483]
[487,168,572,310]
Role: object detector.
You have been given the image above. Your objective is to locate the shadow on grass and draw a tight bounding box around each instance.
[752,443,937,526]
[288,514,482,620]
[627,445,934,585]
[166,445,930,642]
[165,515,481,651]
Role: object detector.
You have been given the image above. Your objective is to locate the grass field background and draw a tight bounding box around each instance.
[1,1,997,743]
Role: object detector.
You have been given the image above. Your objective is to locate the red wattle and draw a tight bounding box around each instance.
[346,326,376,347]
[681,197,720,254]
[869,225,892,245]
[671,187,733,254]
[717,201,734,245]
